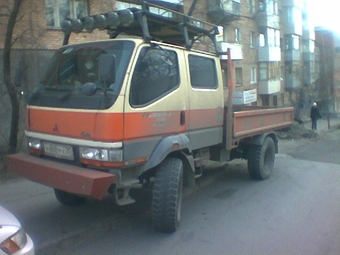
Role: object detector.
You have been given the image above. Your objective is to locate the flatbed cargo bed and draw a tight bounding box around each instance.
[233,106,294,138]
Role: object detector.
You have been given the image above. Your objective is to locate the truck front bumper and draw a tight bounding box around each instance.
[5,153,116,199]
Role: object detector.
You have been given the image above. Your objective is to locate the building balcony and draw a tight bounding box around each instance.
[255,12,280,30]
[207,0,240,24]
[217,42,243,60]
[303,52,315,62]
[285,49,301,61]
[284,22,303,36]
[304,69,316,85]
[302,29,315,40]
[258,46,281,62]
[282,0,304,9]
[285,76,301,89]
[259,80,281,95]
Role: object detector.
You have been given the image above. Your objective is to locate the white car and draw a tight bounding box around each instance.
[0,205,34,255]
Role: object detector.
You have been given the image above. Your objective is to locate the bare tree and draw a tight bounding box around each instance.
[3,0,23,154]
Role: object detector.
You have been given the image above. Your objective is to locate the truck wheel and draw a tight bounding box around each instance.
[247,137,275,180]
[54,189,87,206]
[152,157,183,233]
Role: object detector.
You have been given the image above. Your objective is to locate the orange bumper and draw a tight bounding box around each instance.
[6,153,116,199]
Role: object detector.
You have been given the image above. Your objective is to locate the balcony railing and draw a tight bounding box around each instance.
[259,80,281,95]
[217,42,243,60]
[207,0,240,24]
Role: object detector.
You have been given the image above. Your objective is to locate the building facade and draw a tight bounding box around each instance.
[0,0,335,117]
[315,28,340,116]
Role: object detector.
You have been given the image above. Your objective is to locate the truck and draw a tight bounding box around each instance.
[6,2,293,233]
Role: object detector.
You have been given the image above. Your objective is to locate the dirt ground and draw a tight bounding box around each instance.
[277,118,340,155]
[276,122,319,140]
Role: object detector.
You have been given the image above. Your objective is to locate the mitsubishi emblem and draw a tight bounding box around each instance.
[53,124,59,133]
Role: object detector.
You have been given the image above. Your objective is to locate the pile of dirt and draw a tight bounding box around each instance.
[276,122,318,140]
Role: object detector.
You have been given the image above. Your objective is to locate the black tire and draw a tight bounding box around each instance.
[152,157,183,233]
[247,137,275,180]
[54,189,87,206]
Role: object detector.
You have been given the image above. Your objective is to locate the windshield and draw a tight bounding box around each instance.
[29,40,135,110]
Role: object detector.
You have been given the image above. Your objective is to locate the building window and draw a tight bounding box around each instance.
[261,95,270,106]
[116,1,174,18]
[267,0,278,15]
[250,67,257,84]
[116,1,140,10]
[273,95,278,106]
[259,63,267,81]
[235,28,240,43]
[249,0,255,13]
[235,67,243,85]
[250,31,255,48]
[216,26,225,42]
[275,30,280,47]
[259,33,265,47]
[285,35,300,50]
[285,61,300,77]
[292,35,300,49]
[259,0,265,11]
[45,0,88,28]
[267,28,280,47]
[268,62,280,80]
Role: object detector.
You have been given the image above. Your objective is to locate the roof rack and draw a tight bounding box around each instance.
[61,1,219,51]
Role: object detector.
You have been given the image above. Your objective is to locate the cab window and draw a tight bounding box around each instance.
[189,55,218,89]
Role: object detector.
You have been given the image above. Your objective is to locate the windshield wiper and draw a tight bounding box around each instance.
[29,84,44,100]
[59,87,80,102]
[59,82,82,101]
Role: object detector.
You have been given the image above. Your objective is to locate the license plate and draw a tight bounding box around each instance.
[43,142,74,160]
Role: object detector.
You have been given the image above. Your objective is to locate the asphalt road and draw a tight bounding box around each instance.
[0,127,339,255]
[64,155,340,255]
[289,130,340,164]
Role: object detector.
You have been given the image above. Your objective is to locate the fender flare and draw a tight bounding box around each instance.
[241,132,278,153]
[142,134,193,171]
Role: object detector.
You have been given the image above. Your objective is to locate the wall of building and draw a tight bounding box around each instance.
[0,0,337,120]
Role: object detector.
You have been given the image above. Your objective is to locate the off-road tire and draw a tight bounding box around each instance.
[247,137,275,180]
[54,189,87,206]
[152,157,183,233]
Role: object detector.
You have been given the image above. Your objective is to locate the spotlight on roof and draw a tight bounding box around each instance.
[118,9,134,27]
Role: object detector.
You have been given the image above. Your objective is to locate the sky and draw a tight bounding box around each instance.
[310,0,340,34]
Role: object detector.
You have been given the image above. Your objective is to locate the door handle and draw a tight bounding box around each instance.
[180,111,185,126]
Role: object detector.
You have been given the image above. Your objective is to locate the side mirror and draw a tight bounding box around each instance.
[98,54,116,87]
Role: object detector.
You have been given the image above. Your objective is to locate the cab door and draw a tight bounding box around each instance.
[123,44,188,160]
[184,52,224,150]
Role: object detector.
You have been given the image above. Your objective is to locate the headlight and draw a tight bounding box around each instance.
[79,147,122,162]
[0,227,27,255]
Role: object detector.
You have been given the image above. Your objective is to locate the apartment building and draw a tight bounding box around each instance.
[315,28,340,116]
[197,0,317,116]
[0,0,322,114]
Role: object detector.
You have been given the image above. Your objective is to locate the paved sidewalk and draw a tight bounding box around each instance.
[302,117,340,133]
